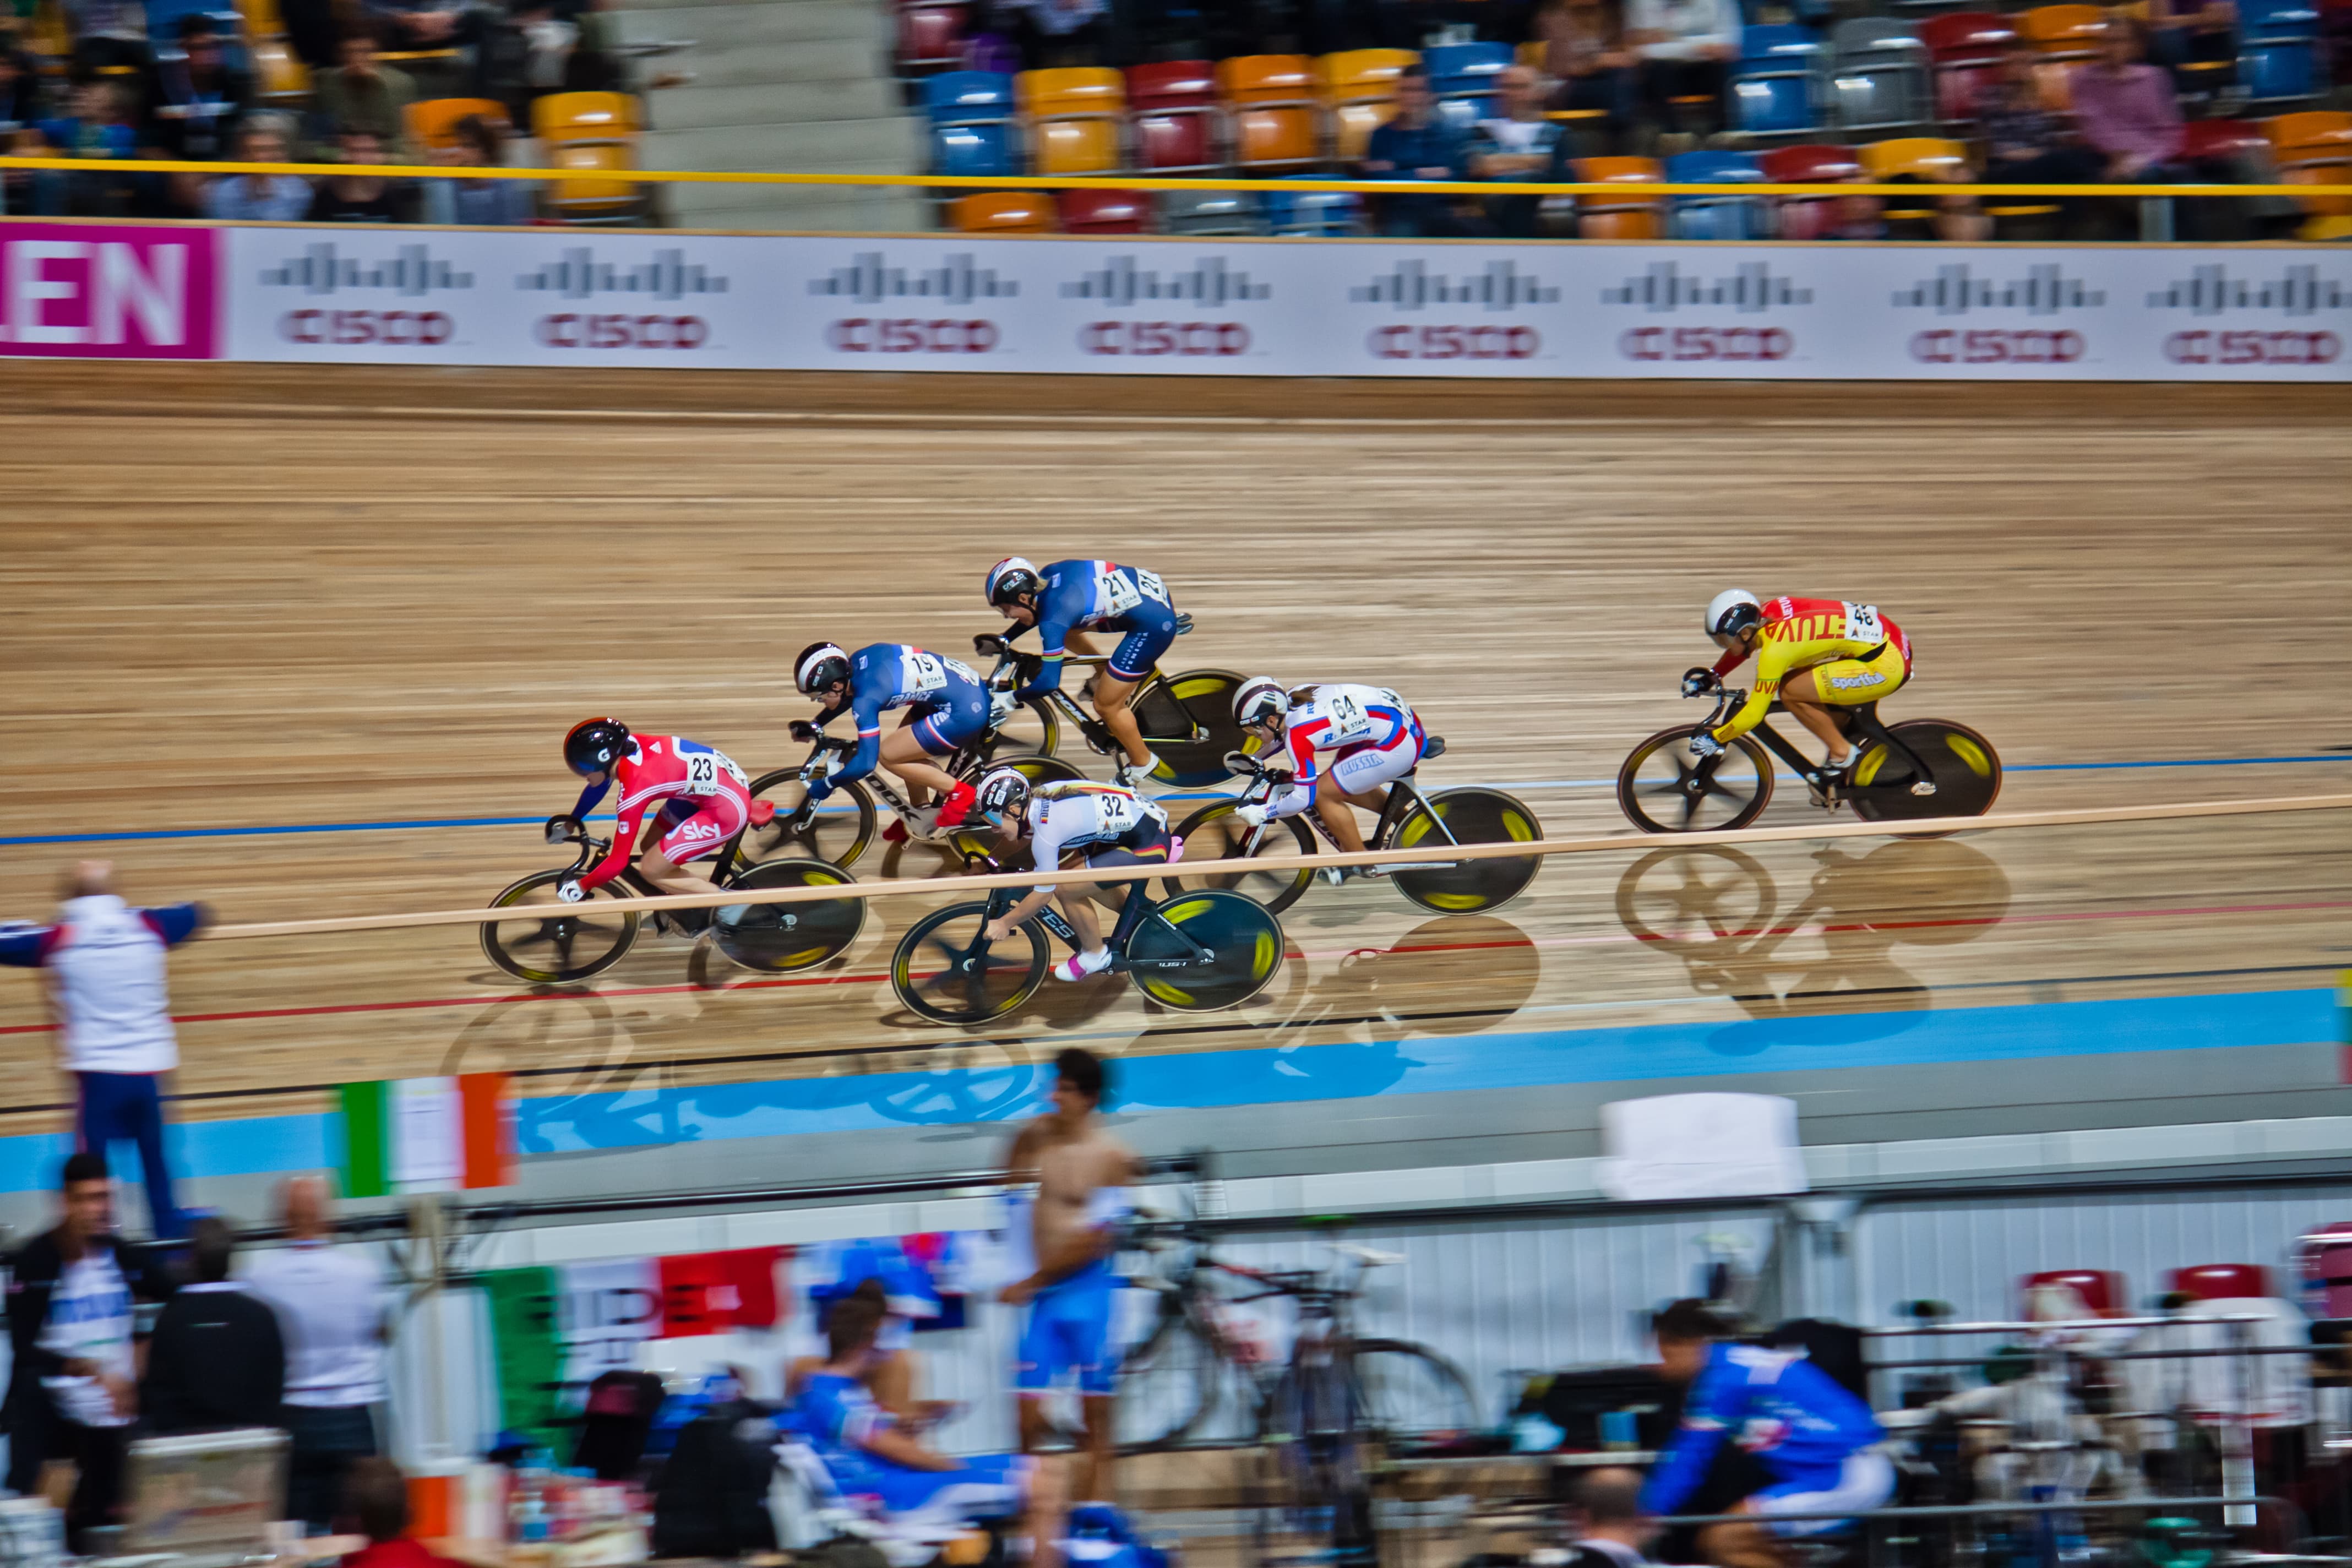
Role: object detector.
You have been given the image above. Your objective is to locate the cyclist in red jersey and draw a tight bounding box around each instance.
[551,718,766,905]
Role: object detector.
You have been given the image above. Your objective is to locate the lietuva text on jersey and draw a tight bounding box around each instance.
[1708,598,1910,744]
[1638,1343,1887,1517]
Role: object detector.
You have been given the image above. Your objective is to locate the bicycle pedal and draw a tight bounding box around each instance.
[1910,780,1937,797]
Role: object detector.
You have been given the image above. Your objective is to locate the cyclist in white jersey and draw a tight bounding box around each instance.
[1232,679,1428,865]
[974,772,1173,982]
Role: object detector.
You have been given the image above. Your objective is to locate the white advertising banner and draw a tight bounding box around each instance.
[116,223,2352,383]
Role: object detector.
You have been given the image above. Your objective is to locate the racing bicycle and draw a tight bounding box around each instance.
[1616,689,2002,835]
[1168,747,1544,916]
[970,628,1254,789]
[738,728,1084,873]
[480,815,864,984]
[888,855,1285,1025]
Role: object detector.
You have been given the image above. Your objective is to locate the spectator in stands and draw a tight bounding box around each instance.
[1535,0,1638,151]
[307,126,417,220]
[245,1175,393,1534]
[279,0,342,72]
[1362,63,1471,236]
[2145,0,2235,92]
[0,46,39,129]
[60,0,149,85]
[1626,0,1738,144]
[29,76,139,215]
[1817,165,1986,241]
[208,112,315,220]
[2069,18,2183,182]
[0,863,205,1239]
[1,1153,151,1553]
[337,1458,464,1568]
[141,1217,286,1436]
[422,111,535,223]
[314,26,417,145]
[365,0,481,60]
[1571,1468,1659,1568]
[1467,63,1567,236]
[1975,42,2103,188]
[997,0,1110,68]
[154,13,253,161]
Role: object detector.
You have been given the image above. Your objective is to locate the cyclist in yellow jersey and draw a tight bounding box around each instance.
[1685,590,1913,783]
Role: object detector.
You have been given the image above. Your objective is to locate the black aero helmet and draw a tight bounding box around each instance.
[795,641,852,695]
[564,717,631,777]
[985,557,1041,608]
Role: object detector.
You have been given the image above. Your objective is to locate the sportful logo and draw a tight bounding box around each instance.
[1891,263,2103,315]
[1059,255,1270,308]
[1349,259,1559,312]
[1601,260,1812,314]
[2145,263,2349,317]
[257,242,475,295]
[518,248,729,302]
[808,252,1017,308]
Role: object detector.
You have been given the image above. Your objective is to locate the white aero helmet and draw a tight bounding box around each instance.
[1233,676,1287,728]
[973,765,1033,829]
[984,557,1041,607]
[794,641,851,694]
[1705,589,1763,650]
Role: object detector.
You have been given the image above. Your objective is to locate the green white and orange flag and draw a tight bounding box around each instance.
[338,1073,515,1197]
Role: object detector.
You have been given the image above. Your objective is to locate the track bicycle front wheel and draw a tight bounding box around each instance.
[1125,889,1285,1012]
[1169,799,1318,912]
[1389,787,1545,913]
[481,870,640,983]
[710,858,865,973]
[890,901,1050,1025]
[1617,725,1775,834]
[742,769,876,869]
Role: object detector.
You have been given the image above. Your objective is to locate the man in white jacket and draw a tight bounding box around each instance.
[1626,0,1742,139]
[0,862,208,1239]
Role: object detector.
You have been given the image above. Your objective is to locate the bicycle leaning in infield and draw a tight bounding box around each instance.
[887,842,1286,1025]
[1167,747,1545,916]
[1616,688,2003,835]
[479,814,865,984]
[970,626,1255,788]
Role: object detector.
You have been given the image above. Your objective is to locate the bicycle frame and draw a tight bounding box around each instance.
[1227,757,1466,857]
[977,879,1217,970]
[1700,692,1936,790]
[972,633,1217,754]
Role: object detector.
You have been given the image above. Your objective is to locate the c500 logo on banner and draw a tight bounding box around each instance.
[826,318,998,354]
[537,314,709,350]
[1620,326,1791,362]
[1370,324,1538,360]
[281,309,453,346]
[1910,329,2083,364]
[2164,330,2338,366]
[1083,321,1249,357]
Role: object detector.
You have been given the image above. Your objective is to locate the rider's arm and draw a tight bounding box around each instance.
[1709,641,1787,744]
[854,1415,961,1473]
[575,788,656,891]
[1709,644,1751,679]
[1262,720,1323,819]
[814,684,888,795]
[570,777,612,821]
[1638,1357,1738,1517]
[1014,613,1073,701]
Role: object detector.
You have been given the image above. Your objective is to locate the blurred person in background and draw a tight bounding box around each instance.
[29,76,140,215]
[1571,1468,1660,1568]
[155,13,254,211]
[141,1217,285,1436]
[2145,0,2235,92]
[1361,63,1472,236]
[0,862,205,1240]
[1626,0,1738,145]
[995,0,1109,69]
[245,1175,393,1533]
[337,1458,465,1568]
[1976,43,2101,185]
[208,112,314,219]
[422,111,535,223]
[2,1153,153,1552]
[364,0,482,60]
[314,26,416,145]
[1535,0,1638,152]
[306,126,417,220]
[1467,62,1569,236]
[2068,18,2182,182]
[0,45,39,128]
[61,0,149,83]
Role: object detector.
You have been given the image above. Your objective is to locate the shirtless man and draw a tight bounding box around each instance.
[1000,1047,1142,1509]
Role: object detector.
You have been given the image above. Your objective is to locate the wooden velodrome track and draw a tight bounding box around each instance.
[1,363,2349,1174]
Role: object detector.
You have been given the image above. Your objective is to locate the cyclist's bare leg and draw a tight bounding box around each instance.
[1778,669,1850,769]
[1079,1392,1115,1505]
[1697,1518,1787,1568]
[1054,888,1107,959]
[1090,669,1148,769]
[1022,1451,1069,1568]
[878,723,959,804]
[1312,776,1380,855]
[635,848,722,898]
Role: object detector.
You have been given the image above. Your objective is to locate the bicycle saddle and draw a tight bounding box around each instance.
[1335,1243,1406,1267]
[1422,736,1446,759]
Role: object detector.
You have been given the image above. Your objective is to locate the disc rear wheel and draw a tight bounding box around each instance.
[1389,788,1544,913]
[1125,889,1284,1011]
[711,858,865,973]
[1849,719,2002,824]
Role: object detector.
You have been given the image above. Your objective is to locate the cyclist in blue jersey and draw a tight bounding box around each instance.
[787,1290,1065,1558]
[1641,1300,1892,1568]
[984,557,1180,789]
[793,641,1001,839]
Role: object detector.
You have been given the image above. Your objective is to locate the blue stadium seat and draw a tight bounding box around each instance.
[1264,174,1362,236]
[930,121,1016,178]
[2237,0,2320,104]
[924,70,1015,125]
[1667,149,1766,238]
[1730,24,1825,138]
[1422,40,1514,96]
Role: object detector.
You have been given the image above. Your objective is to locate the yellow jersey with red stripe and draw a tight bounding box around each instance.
[1708,597,1912,743]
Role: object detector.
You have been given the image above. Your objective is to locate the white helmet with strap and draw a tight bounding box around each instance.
[1233,676,1287,728]
[1705,589,1763,650]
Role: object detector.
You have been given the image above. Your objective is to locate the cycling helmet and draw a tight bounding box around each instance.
[1233,676,1287,729]
[794,641,851,695]
[973,766,1033,830]
[985,557,1042,608]
[1705,589,1763,650]
[563,717,631,778]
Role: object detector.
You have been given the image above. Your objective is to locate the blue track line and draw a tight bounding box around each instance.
[0,754,2341,849]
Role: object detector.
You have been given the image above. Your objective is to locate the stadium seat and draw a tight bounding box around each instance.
[2019,3,2108,59]
[929,120,1016,180]
[1263,174,1362,235]
[1030,117,1121,175]
[1828,17,1930,135]
[2239,0,2321,105]
[925,70,1015,125]
[1573,154,1663,237]
[1861,134,1969,221]
[2269,111,2352,213]
[1158,188,1262,234]
[897,1,967,77]
[1058,186,1150,232]
[1730,24,1825,138]
[531,92,645,225]
[2169,1264,2279,1301]
[951,190,1054,231]
[406,97,511,151]
[1424,40,1512,129]
[2022,1268,2126,1317]
[1516,39,1546,69]
[1923,10,2016,123]
[1760,141,1861,237]
[1318,48,1417,162]
[1127,60,1221,173]
[2180,116,2268,161]
[1667,148,1765,237]
[1218,56,1321,172]
[231,0,308,100]
[1217,52,1317,104]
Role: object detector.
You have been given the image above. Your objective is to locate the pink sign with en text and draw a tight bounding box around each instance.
[0,222,222,358]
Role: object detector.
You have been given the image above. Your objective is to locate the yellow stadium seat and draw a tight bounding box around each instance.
[1232,104,1320,170]
[1033,116,1121,175]
[2299,214,2352,238]
[406,97,512,151]
[1516,40,1546,69]
[1217,53,1317,106]
[238,0,285,37]
[2283,166,2352,216]
[1860,135,1970,180]
[1581,210,1663,238]
[532,92,644,224]
[1017,65,1125,119]
[249,35,309,101]
[533,89,641,139]
[2018,3,2107,59]
[1574,155,1662,237]
[952,190,1055,231]
[1329,100,1399,162]
[2267,109,2352,156]
[1316,48,1415,161]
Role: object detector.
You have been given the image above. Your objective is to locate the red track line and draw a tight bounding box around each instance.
[0,895,2342,1038]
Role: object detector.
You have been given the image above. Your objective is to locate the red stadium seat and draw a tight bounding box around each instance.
[2169,1264,2278,1302]
[1128,59,1221,173]
[897,2,967,75]
[2023,1268,2126,1317]
[1058,186,1150,232]
[2181,117,2269,161]
[1923,11,2016,124]
[1760,143,1860,238]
